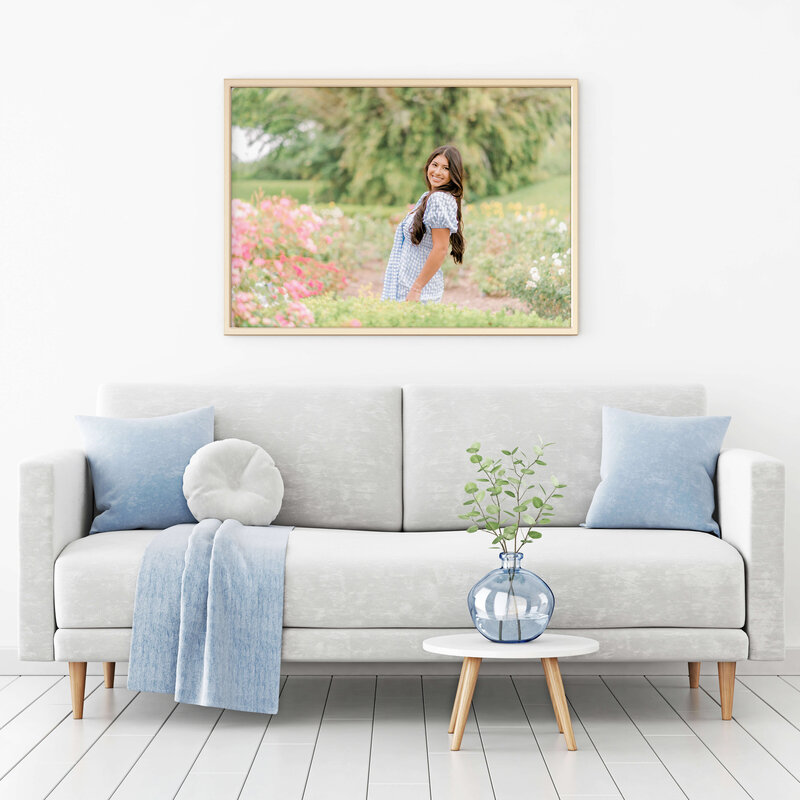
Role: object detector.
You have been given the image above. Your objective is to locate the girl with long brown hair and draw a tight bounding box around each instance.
[381,145,466,303]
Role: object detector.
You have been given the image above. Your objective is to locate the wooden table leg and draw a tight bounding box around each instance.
[542,657,576,751]
[543,659,564,733]
[449,658,469,734]
[451,657,481,751]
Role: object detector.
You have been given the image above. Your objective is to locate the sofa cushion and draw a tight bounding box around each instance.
[75,407,215,533]
[584,407,731,534]
[402,385,707,531]
[54,527,744,630]
[97,385,402,531]
[182,438,284,525]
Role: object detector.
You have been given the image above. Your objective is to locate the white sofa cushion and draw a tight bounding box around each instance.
[402,385,707,530]
[97,385,403,531]
[54,527,745,630]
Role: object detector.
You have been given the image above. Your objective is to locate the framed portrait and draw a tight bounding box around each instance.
[224,79,578,335]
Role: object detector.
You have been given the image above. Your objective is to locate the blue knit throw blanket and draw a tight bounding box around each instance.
[127,519,292,714]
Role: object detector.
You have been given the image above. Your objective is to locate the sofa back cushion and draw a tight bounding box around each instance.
[98,385,402,531]
[402,385,707,531]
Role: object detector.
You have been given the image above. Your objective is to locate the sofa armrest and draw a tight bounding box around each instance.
[18,449,93,660]
[717,448,785,660]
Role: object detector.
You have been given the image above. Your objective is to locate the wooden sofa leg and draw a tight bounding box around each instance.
[718,662,736,720]
[688,661,701,688]
[69,662,87,719]
[103,662,116,688]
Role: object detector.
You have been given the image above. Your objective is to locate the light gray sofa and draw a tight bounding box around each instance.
[18,384,785,720]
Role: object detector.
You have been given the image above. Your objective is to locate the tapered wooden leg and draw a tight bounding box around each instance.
[103,662,116,689]
[449,659,469,734]
[451,657,481,751]
[543,659,564,732]
[542,657,576,751]
[69,662,87,720]
[688,661,701,689]
[718,661,736,720]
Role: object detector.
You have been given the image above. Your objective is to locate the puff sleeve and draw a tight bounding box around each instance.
[423,192,459,234]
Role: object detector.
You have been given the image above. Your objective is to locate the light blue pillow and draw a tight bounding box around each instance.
[76,406,215,533]
[584,406,730,535]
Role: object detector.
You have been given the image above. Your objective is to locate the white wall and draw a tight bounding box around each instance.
[1,0,798,654]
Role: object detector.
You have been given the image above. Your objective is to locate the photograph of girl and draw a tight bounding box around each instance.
[227,81,576,333]
[381,146,464,305]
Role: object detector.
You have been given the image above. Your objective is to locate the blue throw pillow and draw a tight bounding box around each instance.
[76,406,215,533]
[584,406,730,535]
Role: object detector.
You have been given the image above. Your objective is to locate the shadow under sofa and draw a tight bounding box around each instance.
[18,384,785,720]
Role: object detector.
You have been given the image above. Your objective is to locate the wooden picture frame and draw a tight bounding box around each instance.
[224,79,578,335]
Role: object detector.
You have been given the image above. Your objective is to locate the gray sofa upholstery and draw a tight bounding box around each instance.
[18,384,785,717]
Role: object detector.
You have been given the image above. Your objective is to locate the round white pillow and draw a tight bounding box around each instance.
[183,438,284,525]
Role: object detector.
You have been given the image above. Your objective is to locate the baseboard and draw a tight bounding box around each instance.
[2,646,799,676]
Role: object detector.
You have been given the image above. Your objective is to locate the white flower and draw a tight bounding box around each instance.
[529,267,541,281]
[553,258,563,267]
[552,252,561,259]
[558,221,568,233]
[539,256,546,262]
[558,268,565,276]
[526,280,538,290]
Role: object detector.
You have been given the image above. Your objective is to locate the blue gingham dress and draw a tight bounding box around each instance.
[381,191,459,303]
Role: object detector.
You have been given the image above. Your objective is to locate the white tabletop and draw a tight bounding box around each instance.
[422,632,599,660]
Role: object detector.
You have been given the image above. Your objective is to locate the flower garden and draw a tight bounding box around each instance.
[231,191,571,329]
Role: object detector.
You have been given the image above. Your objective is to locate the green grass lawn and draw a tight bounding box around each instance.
[231,179,323,204]
[480,174,571,219]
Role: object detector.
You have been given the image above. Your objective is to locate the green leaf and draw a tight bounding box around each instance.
[467,510,481,517]
[486,520,500,531]
[486,504,500,515]
[458,513,471,520]
[470,454,482,463]
[522,513,537,524]
[502,526,518,540]
[544,504,554,510]
[463,499,475,506]
[511,447,519,455]
[501,449,511,455]
[465,482,478,494]
[504,490,515,497]
[534,445,544,456]
[466,443,480,453]
[529,530,543,539]
[552,494,563,498]
[491,536,503,544]
[551,475,559,486]
[535,460,547,466]
[507,476,522,486]
[556,483,567,489]
[512,504,529,513]
[489,486,503,496]
[532,497,544,508]
[467,525,480,533]
[476,490,486,502]
[477,479,490,483]
[520,468,535,475]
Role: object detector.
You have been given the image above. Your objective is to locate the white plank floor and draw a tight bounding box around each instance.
[1,673,800,799]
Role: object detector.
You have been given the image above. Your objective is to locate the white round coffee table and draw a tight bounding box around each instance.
[423,632,599,751]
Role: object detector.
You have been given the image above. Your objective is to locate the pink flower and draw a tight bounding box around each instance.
[347,319,362,327]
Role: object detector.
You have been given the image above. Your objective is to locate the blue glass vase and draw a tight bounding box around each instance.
[468,552,555,643]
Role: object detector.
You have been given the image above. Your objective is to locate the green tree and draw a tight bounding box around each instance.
[232,86,570,205]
